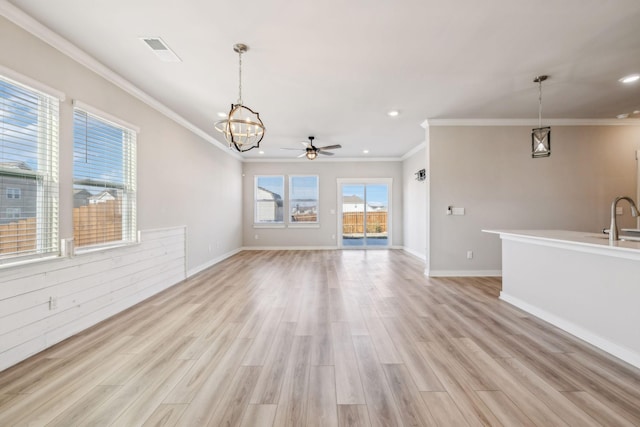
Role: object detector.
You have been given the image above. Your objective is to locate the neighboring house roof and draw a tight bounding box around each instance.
[257,186,283,201]
[344,195,364,204]
[89,189,118,202]
[0,161,33,170]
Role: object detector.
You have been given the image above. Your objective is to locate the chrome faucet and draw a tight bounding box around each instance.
[609,196,639,243]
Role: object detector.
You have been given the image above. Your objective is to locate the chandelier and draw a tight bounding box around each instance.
[215,43,265,152]
[531,75,550,158]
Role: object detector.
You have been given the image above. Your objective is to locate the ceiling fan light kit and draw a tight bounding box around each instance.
[281,136,342,160]
[214,43,265,152]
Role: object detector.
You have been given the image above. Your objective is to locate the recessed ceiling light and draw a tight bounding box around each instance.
[619,74,640,84]
[259,150,265,154]
[363,149,369,154]
[616,113,629,119]
[387,110,400,117]
[217,112,227,118]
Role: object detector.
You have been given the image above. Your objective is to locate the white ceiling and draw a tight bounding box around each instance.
[6,0,640,160]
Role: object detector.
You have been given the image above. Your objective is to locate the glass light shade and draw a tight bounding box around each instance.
[306,149,318,160]
[215,103,265,152]
[532,127,551,158]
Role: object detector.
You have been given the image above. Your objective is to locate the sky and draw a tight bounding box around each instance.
[342,183,388,206]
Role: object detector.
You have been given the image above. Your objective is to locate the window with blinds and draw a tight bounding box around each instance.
[73,107,137,248]
[0,75,59,263]
[255,175,284,224]
[289,175,319,223]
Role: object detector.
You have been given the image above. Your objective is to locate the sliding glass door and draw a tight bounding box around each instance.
[338,179,391,248]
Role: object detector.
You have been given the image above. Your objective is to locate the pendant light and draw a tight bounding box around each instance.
[532,75,550,158]
[214,43,265,152]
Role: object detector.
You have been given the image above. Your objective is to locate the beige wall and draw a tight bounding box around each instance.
[428,124,640,274]
[0,16,243,273]
[402,146,427,260]
[242,161,403,248]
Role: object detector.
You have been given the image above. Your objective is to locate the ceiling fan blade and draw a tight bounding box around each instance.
[297,152,307,158]
[300,141,310,147]
[317,144,342,150]
[318,150,334,156]
[281,147,305,151]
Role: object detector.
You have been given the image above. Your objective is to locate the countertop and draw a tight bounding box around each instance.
[483,229,640,260]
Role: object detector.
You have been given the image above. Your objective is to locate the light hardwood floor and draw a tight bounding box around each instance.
[1,250,640,426]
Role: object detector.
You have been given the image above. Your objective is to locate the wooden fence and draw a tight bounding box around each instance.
[0,217,36,255]
[73,199,122,247]
[342,211,387,235]
[0,200,122,254]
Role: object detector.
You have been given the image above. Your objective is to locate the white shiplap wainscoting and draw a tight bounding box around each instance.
[0,226,186,372]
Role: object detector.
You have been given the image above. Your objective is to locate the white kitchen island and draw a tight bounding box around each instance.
[485,229,640,369]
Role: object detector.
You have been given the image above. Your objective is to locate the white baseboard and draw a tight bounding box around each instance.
[500,293,640,369]
[241,245,339,251]
[402,247,426,261]
[187,248,242,277]
[429,270,502,277]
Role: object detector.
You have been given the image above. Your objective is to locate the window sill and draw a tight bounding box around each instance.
[253,224,286,229]
[0,254,61,271]
[288,223,320,229]
[74,240,140,256]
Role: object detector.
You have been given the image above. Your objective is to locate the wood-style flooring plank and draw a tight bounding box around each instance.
[337,404,371,427]
[1,250,639,426]
[306,365,338,427]
[331,321,366,405]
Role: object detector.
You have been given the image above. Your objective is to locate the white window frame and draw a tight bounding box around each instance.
[72,101,138,252]
[0,71,61,265]
[288,175,320,228]
[6,187,21,199]
[6,208,21,219]
[254,175,285,228]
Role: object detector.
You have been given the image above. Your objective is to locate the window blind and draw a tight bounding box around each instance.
[73,108,136,248]
[0,75,59,263]
[289,175,319,223]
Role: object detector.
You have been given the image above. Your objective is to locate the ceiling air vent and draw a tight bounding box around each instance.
[140,37,182,62]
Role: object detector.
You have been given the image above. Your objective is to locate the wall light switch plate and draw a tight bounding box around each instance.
[616,206,623,215]
[452,207,465,215]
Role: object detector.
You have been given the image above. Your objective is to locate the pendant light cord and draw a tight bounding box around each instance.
[237,50,243,105]
[538,79,543,129]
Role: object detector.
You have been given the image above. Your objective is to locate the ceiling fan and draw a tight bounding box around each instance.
[281,136,342,160]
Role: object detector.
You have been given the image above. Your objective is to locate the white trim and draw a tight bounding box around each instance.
[402,247,426,261]
[0,1,241,159]
[242,245,339,251]
[288,224,321,229]
[253,224,286,229]
[73,100,140,133]
[186,248,242,277]
[428,118,640,127]
[500,293,640,369]
[429,270,502,277]
[0,64,65,100]
[401,142,426,161]
[242,156,402,163]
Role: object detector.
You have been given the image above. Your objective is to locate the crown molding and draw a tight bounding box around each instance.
[427,118,640,126]
[242,156,403,163]
[401,142,426,161]
[0,0,242,160]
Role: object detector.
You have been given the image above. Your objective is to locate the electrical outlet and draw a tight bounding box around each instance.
[616,206,623,215]
[254,234,259,240]
[467,250,473,259]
